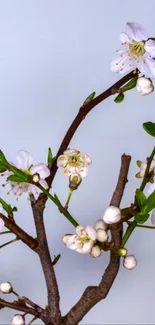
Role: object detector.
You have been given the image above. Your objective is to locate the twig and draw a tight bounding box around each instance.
[31,196,61,325]
[62,154,131,325]
[0,298,36,316]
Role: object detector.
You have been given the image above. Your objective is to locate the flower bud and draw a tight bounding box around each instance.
[95,219,107,231]
[96,229,108,243]
[32,173,40,183]
[90,245,101,258]
[0,281,13,293]
[11,314,25,325]
[117,248,128,257]
[69,173,82,190]
[151,209,155,225]
[103,206,121,224]
[136,77,154,96]
[62,234,72,245]
[123,255,137,270]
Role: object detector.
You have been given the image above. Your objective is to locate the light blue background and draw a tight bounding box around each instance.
[0,1,155,324]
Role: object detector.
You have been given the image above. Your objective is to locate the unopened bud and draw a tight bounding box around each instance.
[136,160,142,167]
[117,248,128,257]
[69,173,82,190]
[136,77,154,96]
[96,229,108,243]
[103,206,121,224]
[32,173,40,183]
[123,255,137,270]
[0,281,13,293]
[83,92,96,105]
[95,219,107,231]
[11,314,25,325]
[90,245,101,258]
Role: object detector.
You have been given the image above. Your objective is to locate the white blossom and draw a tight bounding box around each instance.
[137,160,155,178]
[90,245,102,258]
[95,219,107,231]
[96,229,108,243]
[123,255,137,270]
[57,149,92,178]
[146,177,155,195]
[3,151,50,199]
[136,77,154,95]
[63,224,97,254]
[111,22,155,78]
[103,206,121,224]
[0,282,13,293]
[11,315,25,325]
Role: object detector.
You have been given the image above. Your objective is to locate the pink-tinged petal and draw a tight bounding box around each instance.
[16,151,33,170]
[78,166,88,178]
[76,225,86,237]
[82,241,93,254]
[57,155,68,167]
[81,153,92,165]
[86,225,97,240]
[39,179,49,189]
[110,53,131,73]
[76,248,85,254]
[0,219,4,231]
[12,184,27,196]
[137,55,155,78]
[63,149,78,156]
[151,210,155,225]
[119,61,134,74]
[126,22,148,42]
[120,33,130,44]
[145,40,155,58]
[30,163,50,179]
[28,184,41,199]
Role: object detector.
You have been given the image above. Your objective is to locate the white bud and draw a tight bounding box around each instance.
[32,173,40,183]
[62,234,72,245]
[136,77,154,96]
[0,282,13,293]
[96,229,108,242]
[90,245,101,258]
[95,219,107,231]
[123,255,137,270]
[151,210,155,225]
[103,206,121,224]
[11,315,25,325]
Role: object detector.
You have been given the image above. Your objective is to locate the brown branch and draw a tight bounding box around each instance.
[31,195,61,325]
[0,213,38,251]
[0,298,37,316]
[62,154,131,325]
[46,70,136,189]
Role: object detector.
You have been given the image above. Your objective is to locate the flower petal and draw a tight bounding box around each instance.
[30,163,50,179]
[82,241,93,254]
[16,151,33,170]
[0,219,4,231]
[63,149,78,156]
[78,166,88,178]
[66,235,80,250]
[110,53,131,73]
[57,155,68,167]
[86,225,97,240]
[126,22,148,42]
[137,55,155,78]
[146,182,155,195]
[145,40,155,58]
[0,203,3,213]
[120,33,130,44]
[80,153,92,165]
[64,165,77,176]
[39,179,49,189]
[151,210,155,225]
[76,225,86,237]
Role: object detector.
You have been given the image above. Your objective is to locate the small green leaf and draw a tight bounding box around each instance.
[0,198,17,214]
[143,190,155,213]
[83,92,96,105]
[122,75,138,92]
[136,160,142,167]
[0,150,8,164]
[135,212,150,224]
[114,92,125,103]
[7,175,27,183]
[8,165,32,182]
[135,189,147,210]
[143,122,155,137]
[48,148,53,168]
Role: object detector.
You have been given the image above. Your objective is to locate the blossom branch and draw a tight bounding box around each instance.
[0,213,38,251]
[62,154,131,325]
[31,195,61,325]
[0,298,37,316]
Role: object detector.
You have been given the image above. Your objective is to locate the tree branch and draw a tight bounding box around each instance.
[62,154,131,325]
[0,213,38,251]
[31,195,61,325]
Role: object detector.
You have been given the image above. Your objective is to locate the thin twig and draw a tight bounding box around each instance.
[62,154,131,325]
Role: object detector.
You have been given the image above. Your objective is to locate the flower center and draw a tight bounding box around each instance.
[129,40,145,59]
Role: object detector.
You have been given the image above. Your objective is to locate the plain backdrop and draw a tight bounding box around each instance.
[0,1,155,324]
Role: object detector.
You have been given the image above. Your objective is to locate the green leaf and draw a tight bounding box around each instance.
[0,150,8,164]
[143,122,155,137]
[122,75,138,92]
[83,92,96,105]
[143,190,155,213]
[135,212,150,224]
[135,189,147,210]
[114,92,125,103]
[48,148,53,168]
[7,175,28,183]
[8,165,32,182]
[0,198,17,214]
